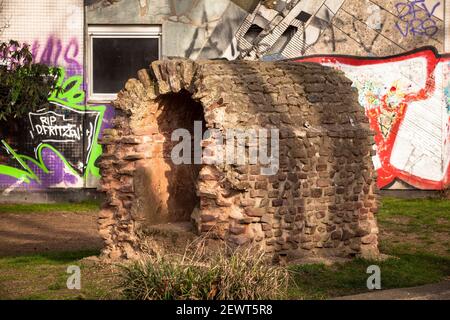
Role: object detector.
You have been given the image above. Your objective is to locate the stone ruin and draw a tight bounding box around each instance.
[98,59,380,261]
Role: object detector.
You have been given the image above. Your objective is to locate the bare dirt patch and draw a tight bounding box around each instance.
[0,211,102,256]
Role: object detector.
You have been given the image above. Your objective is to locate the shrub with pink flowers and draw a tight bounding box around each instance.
[0,40,62,121]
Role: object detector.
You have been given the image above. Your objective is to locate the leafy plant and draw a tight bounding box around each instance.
[0,40,62,121]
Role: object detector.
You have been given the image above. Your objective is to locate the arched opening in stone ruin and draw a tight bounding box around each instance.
[143,90,206,227]
[100,59,380,260]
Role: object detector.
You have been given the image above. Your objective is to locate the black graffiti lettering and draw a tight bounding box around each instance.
[24,102,101,175]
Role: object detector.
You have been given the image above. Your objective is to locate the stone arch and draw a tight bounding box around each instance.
[98,59,380,261]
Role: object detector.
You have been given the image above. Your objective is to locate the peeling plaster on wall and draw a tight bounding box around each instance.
[138,0,149,16]
[366,0,383,30]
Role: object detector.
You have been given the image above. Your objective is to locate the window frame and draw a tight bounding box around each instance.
[87,25,162,103]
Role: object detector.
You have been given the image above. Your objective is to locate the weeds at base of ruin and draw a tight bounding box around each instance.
[117,238,290,300]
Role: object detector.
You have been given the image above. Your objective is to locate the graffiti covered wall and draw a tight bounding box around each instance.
[295,48,450,189]
[216,0,449,190]
[0,0,111,191]
[1,0,449,192]
[1,0,84,76]
[224,0,445,60]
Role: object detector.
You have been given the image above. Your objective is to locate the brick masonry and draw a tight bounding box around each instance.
[98,59,380,261]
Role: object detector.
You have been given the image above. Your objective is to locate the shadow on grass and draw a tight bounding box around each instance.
[0,201,101,214]
[0,249,100,267]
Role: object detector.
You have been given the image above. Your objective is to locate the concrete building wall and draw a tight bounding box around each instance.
[85,0,447,60]
[305,0,445,57]
[222,0,449,190]
[85,0,257,60]
[1,0,84,76]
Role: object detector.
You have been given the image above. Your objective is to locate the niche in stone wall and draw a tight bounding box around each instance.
[133,90,206,226]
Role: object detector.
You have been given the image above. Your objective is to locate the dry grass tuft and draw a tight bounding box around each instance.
[118,238,289,300]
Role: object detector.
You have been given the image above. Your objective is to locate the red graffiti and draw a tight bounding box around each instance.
[293,48,450,190]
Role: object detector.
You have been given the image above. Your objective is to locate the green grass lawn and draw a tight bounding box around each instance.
[288,197,450,299]
[0,250,120,300]
[0,197,448,300]
[0,201,100,213]
[377,197,450,234]
[288,251,450,299]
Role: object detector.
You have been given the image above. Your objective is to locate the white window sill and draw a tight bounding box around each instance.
[87,94,117,104]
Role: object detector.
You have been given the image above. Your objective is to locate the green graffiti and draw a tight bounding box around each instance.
[1,139,85,183]
[0,140,36,184]
[0,68,106,185]
[48,68,106,179]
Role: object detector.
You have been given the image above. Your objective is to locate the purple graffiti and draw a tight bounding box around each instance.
[395,0,440,37]
[0,149,79,190]
[31,36,82,76]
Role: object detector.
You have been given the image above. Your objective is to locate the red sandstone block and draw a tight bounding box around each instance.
[133,127,159,136]
[245,207,264,217]
[272,199,283,207]
[240,199,256,207]
[229,226,245,235]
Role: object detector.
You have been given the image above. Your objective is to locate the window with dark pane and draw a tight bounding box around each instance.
[92,37,159,94]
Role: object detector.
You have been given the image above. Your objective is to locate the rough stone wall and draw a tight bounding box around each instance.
[98,59,380,260]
